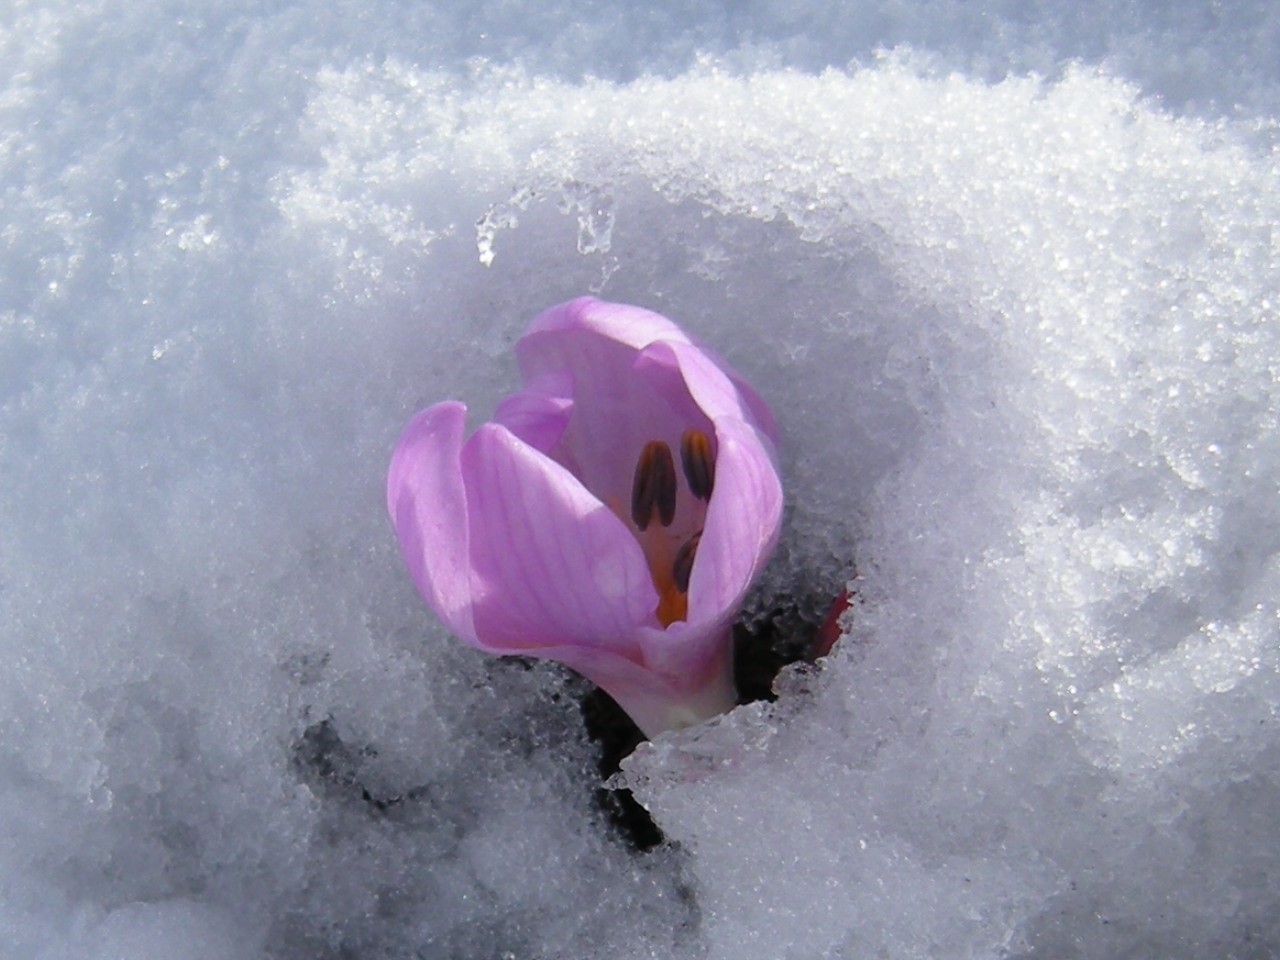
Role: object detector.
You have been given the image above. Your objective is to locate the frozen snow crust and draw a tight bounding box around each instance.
[3,2,1280,958]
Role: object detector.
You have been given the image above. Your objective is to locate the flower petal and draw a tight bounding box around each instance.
[521,297,693,354]
[461,422,658,653]
[522,297,779,443]
[493,370,574,456]
[628,338,783,621]
[686,415,784,622]
[529,633,737,739]
[386,401,477,642]
[631,416,782,690]
[513,309,692,513]
[634,337,772,437]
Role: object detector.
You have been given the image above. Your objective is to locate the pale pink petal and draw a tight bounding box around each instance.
[629,338,783,622]
[631,417,782,687]
[634,338,768,435]
[386,401,477,642]
[520,297,692,354]
[493,369,574,456]
[554,628,737,738]
[461,422,658,654]
[686,415,784,623]
[523,297,779,443]
[514,316,691,512]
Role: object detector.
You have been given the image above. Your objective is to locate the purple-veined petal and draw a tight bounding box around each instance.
[521,297,692,354]
[522,297,779,444]
[634,337,772,438]
[533,632,737,738]
[514,315,693,514]
[493,369,574,456]
[461,422,658,654]
[629,337,783,620]
[631,417,782,687]
[685,415,784,622]
[386,401,477,643]
[633,615,734,698]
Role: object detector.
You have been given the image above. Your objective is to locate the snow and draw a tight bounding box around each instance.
[3,1,1279,958]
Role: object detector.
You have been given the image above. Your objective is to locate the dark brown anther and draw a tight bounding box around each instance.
[680,428,715,501]
[672,531,702,594]
[631,440,677,531]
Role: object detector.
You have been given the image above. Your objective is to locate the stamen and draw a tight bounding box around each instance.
[631,440,677,531]
[672,531,702,594]
[680,428,715,501]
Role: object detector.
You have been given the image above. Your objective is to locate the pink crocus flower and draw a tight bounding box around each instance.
[387,297,783,737]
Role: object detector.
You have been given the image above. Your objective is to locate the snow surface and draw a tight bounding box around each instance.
[3,1,1279,958]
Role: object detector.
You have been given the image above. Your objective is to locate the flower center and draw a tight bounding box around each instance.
[630,429,715,627]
